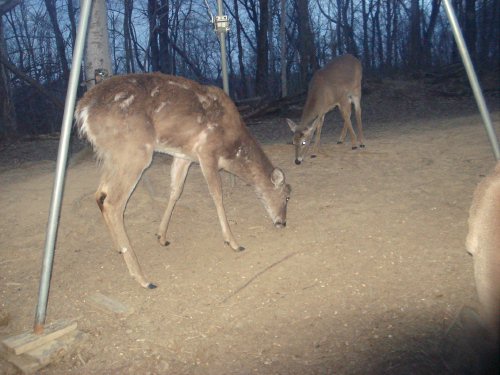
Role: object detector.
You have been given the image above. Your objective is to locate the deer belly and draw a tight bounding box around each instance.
[155,143,194,161]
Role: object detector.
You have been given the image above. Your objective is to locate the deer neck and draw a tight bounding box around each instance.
[223,135,275,190]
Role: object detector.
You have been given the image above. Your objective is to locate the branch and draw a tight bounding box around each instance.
[165,34,204,80]
[0,52,65,109]
[0,0,21,15]
[221,252,299,303]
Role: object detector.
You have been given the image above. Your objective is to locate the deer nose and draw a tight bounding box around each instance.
[295,159,301,165]
[275,221,286,228]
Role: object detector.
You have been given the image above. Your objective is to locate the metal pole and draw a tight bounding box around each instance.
[442,0,500,160]
[34,0,93,334]
[216,0,229,95]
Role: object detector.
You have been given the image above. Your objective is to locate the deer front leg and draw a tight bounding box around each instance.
[157,157,192,246]
[310,114,325,158]
[198,156,244,251]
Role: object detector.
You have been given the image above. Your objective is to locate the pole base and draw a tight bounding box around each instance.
[1,319,86,374]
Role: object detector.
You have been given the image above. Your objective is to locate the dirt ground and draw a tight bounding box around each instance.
[0,79,499,374]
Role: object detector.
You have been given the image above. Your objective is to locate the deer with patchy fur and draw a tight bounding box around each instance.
[287,54,364,165]
[75,73,291,289]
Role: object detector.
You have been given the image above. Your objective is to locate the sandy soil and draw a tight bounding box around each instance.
[0,79,499,374]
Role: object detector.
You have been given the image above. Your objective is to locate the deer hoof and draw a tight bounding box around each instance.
[352,146,358,150]
[147,283,157,289]
[311,154,317,158]
[225,241,245,251]
[337,141,343,144]
[156,234,170,247]
[360,144,365,148]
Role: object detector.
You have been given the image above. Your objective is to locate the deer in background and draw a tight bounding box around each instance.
[287,54,364,165]
[75,73,291,289]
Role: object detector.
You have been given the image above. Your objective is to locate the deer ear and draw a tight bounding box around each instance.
[271,168,285,188]
[286,119,298,133]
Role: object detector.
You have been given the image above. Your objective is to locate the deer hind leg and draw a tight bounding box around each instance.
[96,146,155,289]
[157,157,192,246]
[352,95,364,148]
[338,98,358,150]
[198,155,244,251]
[310,114,326,158]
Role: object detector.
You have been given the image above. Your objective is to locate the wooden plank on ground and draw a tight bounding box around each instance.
[27,330,87,365]
[87,292,134,315]
[0,329,87,374]
[1,319,77,355]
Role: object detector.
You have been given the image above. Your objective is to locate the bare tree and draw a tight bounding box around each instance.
[280,0,287,97]
[255,0,269,96]
[295,0,317,89]
[0,0,20,136]
[464,0,477,64]
[124,0,135,73]
[44,0,70,80]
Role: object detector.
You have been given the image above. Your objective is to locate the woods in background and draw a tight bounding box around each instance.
[0,0,498,135]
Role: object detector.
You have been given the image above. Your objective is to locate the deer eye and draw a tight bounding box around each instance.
[301,140,307,146]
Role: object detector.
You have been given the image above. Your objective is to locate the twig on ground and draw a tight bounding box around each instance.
[222,252,299,303]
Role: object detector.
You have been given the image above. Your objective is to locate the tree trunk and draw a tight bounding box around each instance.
[158,0,171,74]
[255,0,269,96]
[84,0,112,89]
[464,0,477,64]
[422,0,441,67]
[296,0,317,89]
[66,0,77,51]
[148,0,160,71]
[0,15,17,135]
[408,0,422,69]
[233,0,248,98]
[361,0,371,69]
[44,0,70,80]
[124,0,135,73]
[280,0,287,97]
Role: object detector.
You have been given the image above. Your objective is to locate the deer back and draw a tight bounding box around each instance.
[76,74,261,166]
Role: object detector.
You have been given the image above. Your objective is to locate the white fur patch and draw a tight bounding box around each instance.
[75,106,97,146]
[114,92,128,101]
[207,122,218,131]
[196,93,214,108]
[151,86,160,96]
[155,102,167,113]
[167,80,189,90]
[119,95,135,109]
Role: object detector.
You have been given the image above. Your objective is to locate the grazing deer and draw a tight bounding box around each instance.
[287,54,364,165]
[75,73,291,289]
[466,162,500,343]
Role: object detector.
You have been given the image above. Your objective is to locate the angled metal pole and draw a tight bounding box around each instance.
[442,0,500,160]
[34,0,93,334]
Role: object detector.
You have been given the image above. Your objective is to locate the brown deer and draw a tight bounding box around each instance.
[75,73,291,289]
[466,162,500,344]
[287,54,364,165]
